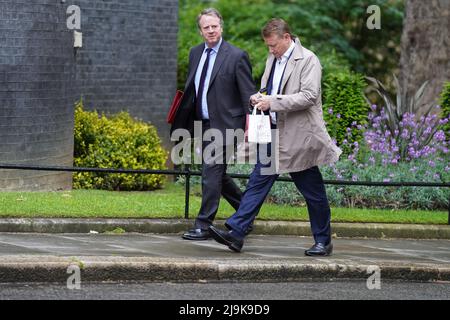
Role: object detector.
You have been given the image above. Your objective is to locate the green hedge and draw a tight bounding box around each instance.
[322,71,368,153]
[73,100,167,191]
[440,81,450,140]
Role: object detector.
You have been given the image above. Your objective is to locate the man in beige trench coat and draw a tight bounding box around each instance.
[209,18,342,256]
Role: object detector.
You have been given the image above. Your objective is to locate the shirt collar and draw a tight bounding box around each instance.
[277,40,295,64]
[204,38,223,54]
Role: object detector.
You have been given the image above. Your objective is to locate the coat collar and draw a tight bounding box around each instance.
[262,37,304,91]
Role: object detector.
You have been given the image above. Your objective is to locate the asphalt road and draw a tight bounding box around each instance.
[1,280,449,300]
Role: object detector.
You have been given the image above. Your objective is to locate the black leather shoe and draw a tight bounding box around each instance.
[304,243,333,256]
[208,225,243,253]
[182,228,211,240]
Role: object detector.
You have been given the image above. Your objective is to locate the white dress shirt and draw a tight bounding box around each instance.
[269,40,296,124]
[194,38,223,120]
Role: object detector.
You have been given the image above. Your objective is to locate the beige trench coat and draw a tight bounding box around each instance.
[262,38,342,174]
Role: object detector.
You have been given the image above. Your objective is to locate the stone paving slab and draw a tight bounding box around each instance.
[0,233,449,283]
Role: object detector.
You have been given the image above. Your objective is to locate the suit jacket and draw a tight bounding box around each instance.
[171,40,256,138]
[262,38,342,173]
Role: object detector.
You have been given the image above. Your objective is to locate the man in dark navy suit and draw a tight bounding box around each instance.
[171,8,256,240]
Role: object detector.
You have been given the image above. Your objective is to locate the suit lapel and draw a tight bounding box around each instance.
[261,55,275,89]
[207,40,229,90]
[186,44,205,88]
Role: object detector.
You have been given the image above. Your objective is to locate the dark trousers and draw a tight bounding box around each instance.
[226,143,332,245]
[194,120,243,229]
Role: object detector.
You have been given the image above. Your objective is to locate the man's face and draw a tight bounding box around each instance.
[264,33,292,59]
[198,14,223,48]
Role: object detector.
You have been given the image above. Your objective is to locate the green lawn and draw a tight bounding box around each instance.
[0,183,447,224]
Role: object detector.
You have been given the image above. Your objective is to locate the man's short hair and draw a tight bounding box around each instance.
[197,8,224,29]
[262,18,294,39]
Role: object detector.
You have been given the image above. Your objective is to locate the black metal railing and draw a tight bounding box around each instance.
[1,163,449,224]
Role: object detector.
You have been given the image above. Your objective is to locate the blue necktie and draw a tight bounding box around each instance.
[196,48,212,120]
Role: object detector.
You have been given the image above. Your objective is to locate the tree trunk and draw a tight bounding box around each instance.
[399,0,449,113]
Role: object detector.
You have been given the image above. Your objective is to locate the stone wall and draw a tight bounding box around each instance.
[0,1,76,190]
[0,0,178,190]
[73,0,178,146]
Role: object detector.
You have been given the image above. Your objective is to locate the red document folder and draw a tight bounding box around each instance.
[166,90,184,124]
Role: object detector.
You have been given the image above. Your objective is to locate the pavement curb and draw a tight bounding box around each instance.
[0,218,449,239]
[0,256,449,283]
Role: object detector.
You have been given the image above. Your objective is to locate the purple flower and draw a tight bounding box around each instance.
[359,105,448,165]
[434,130,446,142]
[401,129,409,139]
[424,127,432,136]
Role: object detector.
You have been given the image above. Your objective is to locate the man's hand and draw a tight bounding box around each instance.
[254,96,271,112]
[250,92,263,106]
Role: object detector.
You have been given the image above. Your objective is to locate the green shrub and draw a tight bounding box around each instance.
[322,71,369,154]
[225,160,449,211]
[320,158,449,210]
[439,81,450,139]
[178,0,403,92]
[73,100,167,191]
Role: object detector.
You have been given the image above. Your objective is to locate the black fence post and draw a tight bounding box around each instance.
[184,165,190,219]
[448,195,449,225]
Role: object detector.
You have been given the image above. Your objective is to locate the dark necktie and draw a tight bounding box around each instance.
[196,48,212,120]
[263,59,277,116]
